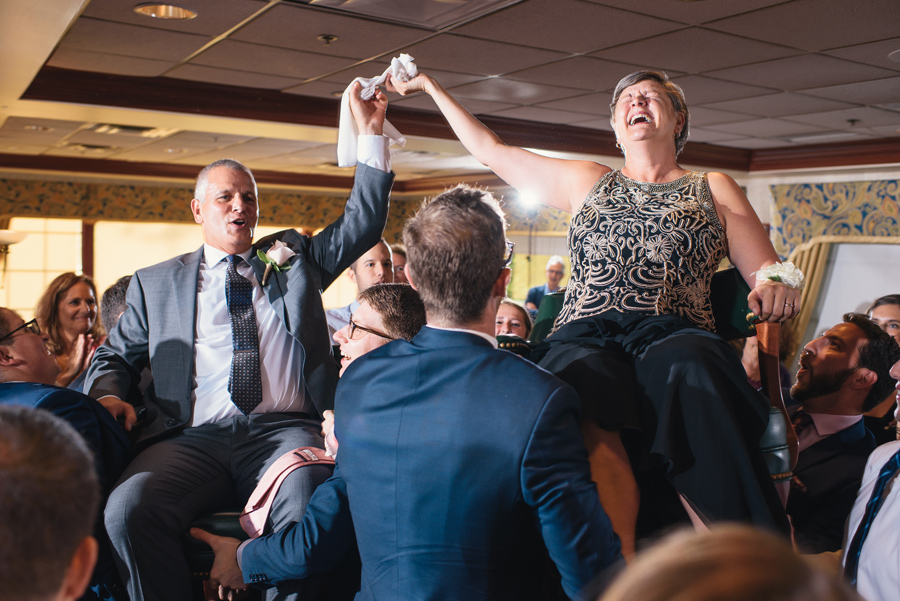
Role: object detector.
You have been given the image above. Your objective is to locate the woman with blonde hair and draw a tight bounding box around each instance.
[35,272,104,388]
[599,525,858,601]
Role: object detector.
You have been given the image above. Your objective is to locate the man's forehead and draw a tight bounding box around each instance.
[206,167,256,192]
[353,301,381,325]
[823,322,868,351]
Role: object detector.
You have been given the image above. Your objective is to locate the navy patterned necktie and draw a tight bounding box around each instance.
[843,447,900,586]
[225,255,262,415]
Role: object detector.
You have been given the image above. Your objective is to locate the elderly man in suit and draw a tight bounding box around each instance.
[785,313,899,554]
[84,84,394,601]
[196,185,622,601]
[0,308,131,601]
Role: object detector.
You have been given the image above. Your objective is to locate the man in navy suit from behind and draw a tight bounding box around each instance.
[0,307,131,600]
[196,185,622,600]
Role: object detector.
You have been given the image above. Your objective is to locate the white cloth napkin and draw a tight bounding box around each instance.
[337,54,417,168]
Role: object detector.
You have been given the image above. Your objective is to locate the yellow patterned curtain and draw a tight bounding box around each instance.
[787,235,900,339]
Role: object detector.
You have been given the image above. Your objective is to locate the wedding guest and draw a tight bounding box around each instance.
[865,294,900,444]
[496,298,532,339]
[35,272,103,389]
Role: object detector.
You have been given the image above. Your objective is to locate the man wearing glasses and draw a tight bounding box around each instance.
[195,185,621,601]
[0,308,131,601]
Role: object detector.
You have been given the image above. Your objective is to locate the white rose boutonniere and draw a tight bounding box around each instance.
[753,262,805,290]
[257,240,296,285]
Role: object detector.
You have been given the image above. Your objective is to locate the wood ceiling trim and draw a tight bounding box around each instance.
[19,67,900,176]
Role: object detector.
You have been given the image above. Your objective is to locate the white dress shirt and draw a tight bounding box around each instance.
[842,440,900,601]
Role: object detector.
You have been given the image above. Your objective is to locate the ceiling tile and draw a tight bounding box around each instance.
[704,118,830,138]
[506,56,649,92]
[714,137,793,149]
[447,78,585,106]
[486,106,597,125]
[398,34,566,77]
[688,106,758,126]
[58,17,210,61]
[668,75,777,104]
[824,36,900,72]
[82,0,269,35]
[782,106,900,130]
[166,64,306,90]
[0,117,84,146]
[801,76,900,105]
[391,95,517,115]
[454,0,681,54]
[701,93,856,118]
[566,117,614,132]
[66,130,161,149]
[585,0,789,25]
[591,27,799,73]
[707,54,897,90]
[283,80,351,100]
[684,127,748,143]
[536,93,610,116]
[706,0,900,52]
[47,47,173,77]
[191,40,356,80]
[230,4,429,59]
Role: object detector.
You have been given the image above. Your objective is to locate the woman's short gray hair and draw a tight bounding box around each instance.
[609,71,690,157]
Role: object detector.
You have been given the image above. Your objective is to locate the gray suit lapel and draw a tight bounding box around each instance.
[250,242,290,331]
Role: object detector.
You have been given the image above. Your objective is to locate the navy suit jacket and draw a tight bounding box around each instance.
[241,327,622,600]
[0,382,132,597]
[84,165,393,447]
[786,408,875,553]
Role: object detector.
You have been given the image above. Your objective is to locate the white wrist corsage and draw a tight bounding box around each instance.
[257,240,295,285]
[754,262,805,290]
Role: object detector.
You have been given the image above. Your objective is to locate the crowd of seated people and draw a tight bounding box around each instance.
[5,67,900,601]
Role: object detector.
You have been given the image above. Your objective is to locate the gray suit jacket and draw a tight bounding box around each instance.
[85,164,394,447]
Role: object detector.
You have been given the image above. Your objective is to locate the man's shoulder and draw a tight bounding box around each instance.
[0,382,90,408]
[136,248,202,276]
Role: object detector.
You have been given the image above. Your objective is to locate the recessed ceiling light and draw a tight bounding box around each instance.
[133,3,197,20]
[165,148,189,154]
[888,49,900,63]
[24,124,53,132]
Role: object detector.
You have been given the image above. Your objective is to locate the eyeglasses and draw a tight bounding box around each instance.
[0,319,41,343]
[502,240,515,269]
[348,316,395,341]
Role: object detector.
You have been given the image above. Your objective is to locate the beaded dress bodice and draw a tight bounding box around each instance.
[555,170,728,332]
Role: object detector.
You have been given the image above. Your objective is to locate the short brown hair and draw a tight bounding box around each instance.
[610,71,690,156]
[35,272,104,355]
[390,244,407,260]
[358,283,426,341]
[599,525,857,601]
[843,312,900,411]
[0,405,100,601]
[403,185,507,325]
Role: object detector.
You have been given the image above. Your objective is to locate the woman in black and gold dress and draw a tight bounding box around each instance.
[389,70,800,557]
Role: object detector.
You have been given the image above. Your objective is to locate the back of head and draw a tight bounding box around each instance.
[358,283,426,341]
[100,275,132,333]
[403,185,507,324]
[843,312,900,411]
[599,525,859,601]
[0,405,100,601]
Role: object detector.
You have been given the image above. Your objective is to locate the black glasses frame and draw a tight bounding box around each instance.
[502,240,515,269]
[0,318,41,343]
[348,315,396,341]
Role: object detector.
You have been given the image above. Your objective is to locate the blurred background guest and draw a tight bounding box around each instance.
[495,298,532,339]
[390,244,409,284]
[35,272,104,389]
[597,525,859,601]
[525,255,566,312]
[865,294,900,444]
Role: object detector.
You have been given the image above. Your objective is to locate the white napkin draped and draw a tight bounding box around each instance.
[337,54,418,168]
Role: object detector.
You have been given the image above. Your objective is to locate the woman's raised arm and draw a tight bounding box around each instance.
[388,74,609,214]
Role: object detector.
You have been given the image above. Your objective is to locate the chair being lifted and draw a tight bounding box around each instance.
[525,268,799,506]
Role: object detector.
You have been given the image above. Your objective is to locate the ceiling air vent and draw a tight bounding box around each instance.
[88,124,179,138]
[288,0,523,30]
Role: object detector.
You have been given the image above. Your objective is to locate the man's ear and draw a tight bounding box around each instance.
[190,198,203,225]
[347,267,358,284]
[0,346,15,366]
[56,536,97,601]
[850,368,877,392]
[491,267,512,299]
[404,263,418,291]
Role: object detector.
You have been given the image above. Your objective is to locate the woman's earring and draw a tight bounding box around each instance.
[616,142,623,150]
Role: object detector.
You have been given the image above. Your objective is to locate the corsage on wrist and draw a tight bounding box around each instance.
[753,262,805,290]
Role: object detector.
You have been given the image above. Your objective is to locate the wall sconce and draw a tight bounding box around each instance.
[0,230,27,288]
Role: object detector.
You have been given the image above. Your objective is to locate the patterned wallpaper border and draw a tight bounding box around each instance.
[771,179,900,257]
